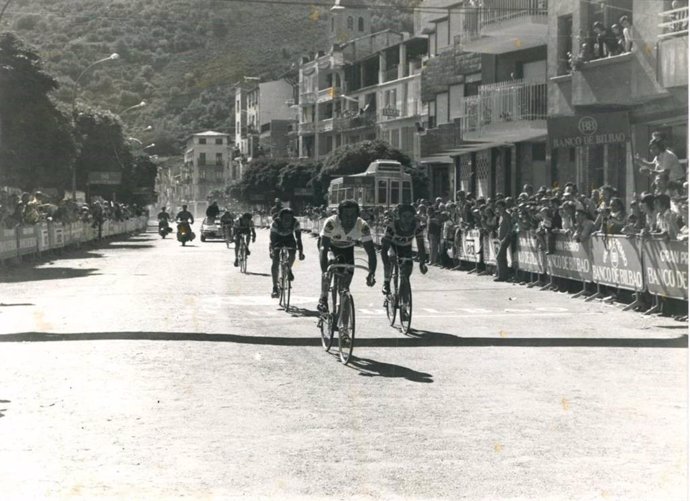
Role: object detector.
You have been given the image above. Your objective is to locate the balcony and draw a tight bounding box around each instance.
[299,91,316,105]
[316,87,340,103]
[458,0,548,54]
[382,65,399,83]
[316,118,334,133]
[658,6,688,88]
[298,122,315,134]
[460,79,547,142]
[335,112,377,131]
[559,52,669,108]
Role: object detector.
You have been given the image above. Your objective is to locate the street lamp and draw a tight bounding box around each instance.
[70,52,120,201]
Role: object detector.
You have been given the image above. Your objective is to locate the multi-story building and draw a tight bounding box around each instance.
[234,77,295,160]
[418,0,549,199]
[547,0,687,201]
[297,26,428,161]
[183,130,233,216]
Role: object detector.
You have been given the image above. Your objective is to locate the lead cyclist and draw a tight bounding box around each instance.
[317,199,377,314]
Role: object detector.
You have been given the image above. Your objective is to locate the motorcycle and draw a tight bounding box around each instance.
[158,220,173,238]
[176,221,195,246]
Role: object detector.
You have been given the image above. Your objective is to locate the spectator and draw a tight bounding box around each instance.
[494,200,513,282]
[677,198,689,240]
[592,21,618,58]
[621,214,639,236]
[619,16,634,52]
[598,197,626,234]
[426,207,442,265]
[636,137,685,183]
[653,193,679,239]
[611,23,625,53]
[573,208,595,243]
[206,201,220,220]
[638,193,657,234]
[558,201,577,234]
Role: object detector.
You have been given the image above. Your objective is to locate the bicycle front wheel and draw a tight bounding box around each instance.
[399,277,413,335]
[240,243,247,273]
[338,291,355,365]
[285,269,291,310]
[386,265,399,326]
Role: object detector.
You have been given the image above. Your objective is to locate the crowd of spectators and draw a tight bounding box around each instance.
[0,190,147,230]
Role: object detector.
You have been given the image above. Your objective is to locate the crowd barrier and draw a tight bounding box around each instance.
[0,216,149,264]
[295,216,687,302]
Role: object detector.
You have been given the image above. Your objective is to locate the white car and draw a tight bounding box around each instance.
[200,217,223,242]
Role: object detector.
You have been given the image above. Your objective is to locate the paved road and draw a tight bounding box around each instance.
[0,225,686,500]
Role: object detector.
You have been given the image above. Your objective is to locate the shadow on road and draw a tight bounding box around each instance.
[0,267,101,283]
[0,331,686,349]
[104,244,155,250]
[0,303,35,307]
[244,272,271,277]
[349,357,433,383]
[289,307,321,318]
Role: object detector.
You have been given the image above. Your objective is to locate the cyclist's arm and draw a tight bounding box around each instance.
[415,234,428,263]
[362,240,377,274]
[319,235,331,272]
[295,230,304,254]
[250,224,256,240]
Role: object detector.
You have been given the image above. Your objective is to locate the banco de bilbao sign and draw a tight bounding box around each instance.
[548,111,630,149]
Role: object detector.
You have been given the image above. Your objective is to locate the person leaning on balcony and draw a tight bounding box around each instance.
[636,137,685,184]
[619,16,634,52]
[592,21,618,58]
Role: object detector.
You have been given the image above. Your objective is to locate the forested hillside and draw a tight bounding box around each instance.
[2,0,418,152]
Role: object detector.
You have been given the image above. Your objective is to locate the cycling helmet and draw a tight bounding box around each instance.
[278,207,294,218]
[337,199,360,219]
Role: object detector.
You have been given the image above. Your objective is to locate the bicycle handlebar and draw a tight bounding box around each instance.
[326,263,370,274]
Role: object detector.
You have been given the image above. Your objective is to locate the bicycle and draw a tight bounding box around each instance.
[237,235,248,273]
[317,260,370,365]
[384,256,422,335]
[277,246,295,311]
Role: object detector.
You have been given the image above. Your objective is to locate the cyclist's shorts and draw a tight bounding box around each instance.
[331,246,354,266]
[235,228,251,237]
[271,235,297,250]
[389,244,413,260]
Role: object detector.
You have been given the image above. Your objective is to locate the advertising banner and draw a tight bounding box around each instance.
[0,228,17,260]
[515,232,546,274]
[455,229,482,263]
[17,225,37,256]
[546,233,594,282]
[591,235,644,291]
[642,239,688,300]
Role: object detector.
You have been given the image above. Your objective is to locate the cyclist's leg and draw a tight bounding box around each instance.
[338,246,355,291]
[244,233,251,254]
[286,236,297,280]
[233,231,241,264]
[270,244,280,290]
[398,245,414,280]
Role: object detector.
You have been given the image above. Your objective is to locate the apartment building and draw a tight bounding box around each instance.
[418,0,549,200]
[547,0,687,201]
[183,131,232,216]
[297,30,428,161]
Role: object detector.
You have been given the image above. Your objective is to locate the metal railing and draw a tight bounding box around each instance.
[298,122,315,134]
[383,65,399,82]
[459,0,548,41]
[460,79,547,133]
[299,91,316,105]
[317,87,339,102]
[659,6,689,39]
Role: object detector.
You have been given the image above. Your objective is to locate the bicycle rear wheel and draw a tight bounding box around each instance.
[240,242,247,273]
[399,277,413,335]
[319,276,338,351]
[385,264,399,326]
[285,268,291,310]
[338,291,355,365]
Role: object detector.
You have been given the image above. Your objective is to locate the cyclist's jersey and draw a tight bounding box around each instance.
[220,213,234,225]
[270,218,300,237]
[320,215,372,249]
[382,219,424,247]
[234,217,254,234]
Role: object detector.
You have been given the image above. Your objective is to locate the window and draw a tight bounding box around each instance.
[215,138,223,145]
[198,137,207,145]
[436,19,449,54]
[390,181,400,205]
[436,92,449,125]
[216,152,223,165]
[377,180,387,205]
[198,153,206,165]
[358,17,364,32]
[347,16,353,30]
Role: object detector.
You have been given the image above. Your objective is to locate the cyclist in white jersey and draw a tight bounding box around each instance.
[318,200,376,312]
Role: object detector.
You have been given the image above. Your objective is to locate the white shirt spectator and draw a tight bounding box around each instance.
[655,149,684,181]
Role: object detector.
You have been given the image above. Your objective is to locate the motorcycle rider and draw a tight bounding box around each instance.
[175,204,195,240]
[157,206,172,235]
[206,201,220,221]
[233,212,256,267]
[269,207,305,298]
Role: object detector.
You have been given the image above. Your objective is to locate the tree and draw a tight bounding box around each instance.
[0,33,75,192]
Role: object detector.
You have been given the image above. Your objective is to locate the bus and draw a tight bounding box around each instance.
[327,160,414,209]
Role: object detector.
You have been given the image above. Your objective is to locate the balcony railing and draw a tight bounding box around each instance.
[316,118,334,133]
[335,112,377,130]
[658,6,688,39]
[299,91,316,105]
[317,87,340,103]
[458,0,548,44]
[460,79,546,134]
[298,122,315,134]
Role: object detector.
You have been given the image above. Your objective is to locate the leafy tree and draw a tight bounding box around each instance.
[0,33,75,192]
